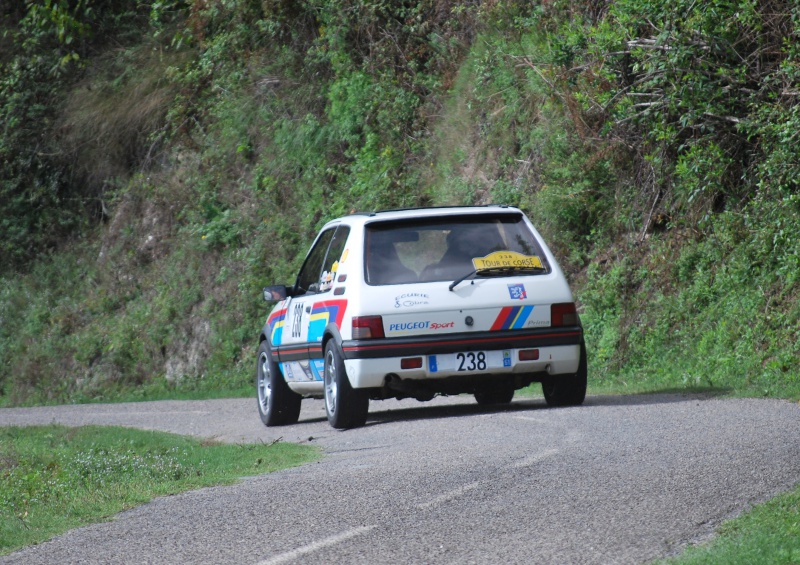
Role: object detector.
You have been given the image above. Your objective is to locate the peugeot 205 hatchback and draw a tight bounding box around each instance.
[257,206,586,429]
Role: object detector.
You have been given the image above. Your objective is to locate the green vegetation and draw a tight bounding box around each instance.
[1,1,796,406]
[0,425,319,555]
[657,484,800,565]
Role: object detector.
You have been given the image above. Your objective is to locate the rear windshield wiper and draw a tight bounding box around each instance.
[449,265,547,291]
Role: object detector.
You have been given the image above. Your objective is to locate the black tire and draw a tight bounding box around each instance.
[256,340,301,426]
[474,386,515,405]
[542,341,587,407]
[324,340,369,429]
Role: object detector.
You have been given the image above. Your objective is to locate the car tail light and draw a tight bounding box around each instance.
[400,357,423,370]
[352,316,385,339]
[551,303,579,327]
[519,349,539,361]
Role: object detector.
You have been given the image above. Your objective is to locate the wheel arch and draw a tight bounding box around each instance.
[258,333,283,372]
[322,323,345,359]
[322,323,356,385]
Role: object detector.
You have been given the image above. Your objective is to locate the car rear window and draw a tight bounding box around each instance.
[364,213,551,285]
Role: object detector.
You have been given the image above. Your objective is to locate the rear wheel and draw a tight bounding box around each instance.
[542,341,587,407]
[324,341,369,429]
[256,340,301,426]
[474,386,515,405]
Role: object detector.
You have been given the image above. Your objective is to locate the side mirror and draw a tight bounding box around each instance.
[263,285,290,302]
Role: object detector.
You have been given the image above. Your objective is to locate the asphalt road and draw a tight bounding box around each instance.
[1,393,799,564]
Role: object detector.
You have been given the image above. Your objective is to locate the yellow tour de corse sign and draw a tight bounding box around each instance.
[472,251,543,270]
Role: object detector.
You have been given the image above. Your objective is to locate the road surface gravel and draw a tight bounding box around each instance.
[1,393,798,564]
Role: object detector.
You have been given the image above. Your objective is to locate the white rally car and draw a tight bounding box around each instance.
[257,206,586,429]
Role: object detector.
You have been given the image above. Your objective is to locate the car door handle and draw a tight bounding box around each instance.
[305,306,312,313]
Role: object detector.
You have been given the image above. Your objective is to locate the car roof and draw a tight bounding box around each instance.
[326,205,524,229]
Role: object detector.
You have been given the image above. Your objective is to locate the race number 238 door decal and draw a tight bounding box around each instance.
[290,302,304,339]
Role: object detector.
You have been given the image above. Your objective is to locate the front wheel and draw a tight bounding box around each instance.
[542,341,587,407]
[256,340,301,426]
[324,341,368,429]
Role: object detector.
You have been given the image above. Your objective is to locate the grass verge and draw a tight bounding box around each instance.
[656,484,800,565]
[0,425,319,555]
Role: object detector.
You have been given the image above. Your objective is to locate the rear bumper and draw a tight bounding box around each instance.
[341,326,582,359]
[341,327,583,389]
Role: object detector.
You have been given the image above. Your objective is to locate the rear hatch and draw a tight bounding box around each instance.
[361,210,575,338]
[380,275,570,338]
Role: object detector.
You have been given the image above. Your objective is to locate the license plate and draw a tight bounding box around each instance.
[429,350,511,373]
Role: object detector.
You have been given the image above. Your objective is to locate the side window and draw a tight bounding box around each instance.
[319,226,350,292]
[295,228,336,295]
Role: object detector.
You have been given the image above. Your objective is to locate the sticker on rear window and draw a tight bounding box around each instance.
[472,251,543,270]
